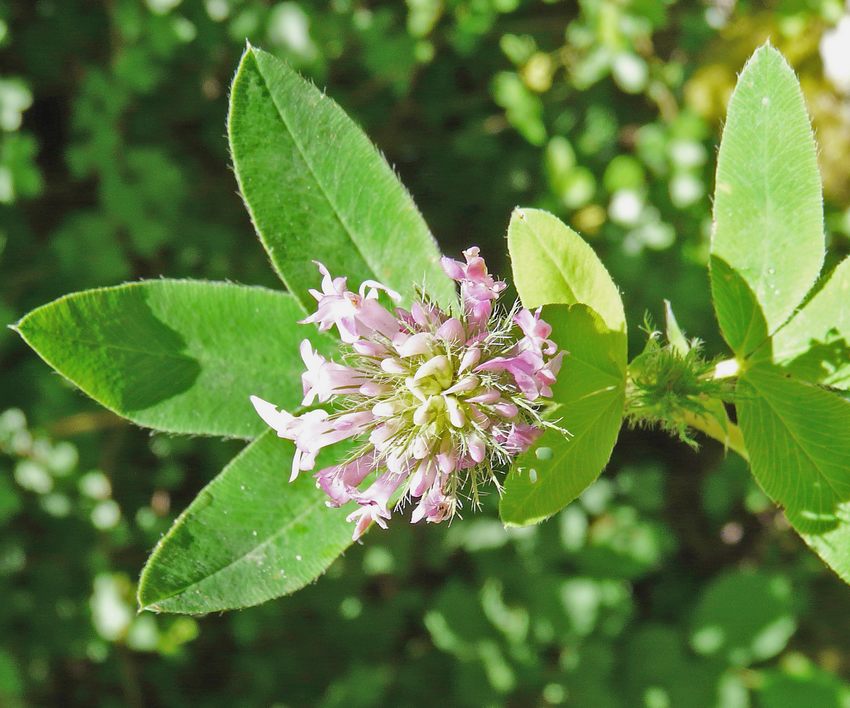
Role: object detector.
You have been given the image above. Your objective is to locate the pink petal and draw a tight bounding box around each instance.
[436,317,465,343]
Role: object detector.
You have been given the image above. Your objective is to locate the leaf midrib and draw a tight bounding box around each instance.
[21,326,195,362]
[19,281,300,366]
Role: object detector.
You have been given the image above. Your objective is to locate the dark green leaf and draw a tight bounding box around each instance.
[138,432,354,613]
[16,280,326,438]
[689,570,796,666]
[625,625,741,708]
[758,662,850,708]
[228,45,455,310]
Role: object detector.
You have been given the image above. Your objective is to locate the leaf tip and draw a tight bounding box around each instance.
[9,311,37,343]
[136,581,167,614]
[746,41,789,73]
[236,41,261,73]
[510,206,552,228]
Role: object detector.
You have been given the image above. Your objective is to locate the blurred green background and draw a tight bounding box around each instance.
[3,0,850,705]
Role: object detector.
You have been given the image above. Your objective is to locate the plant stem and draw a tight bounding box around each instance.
[680,409,749,462]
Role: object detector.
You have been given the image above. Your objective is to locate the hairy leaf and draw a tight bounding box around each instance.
[138,432,354,613]
[228,45,455,310]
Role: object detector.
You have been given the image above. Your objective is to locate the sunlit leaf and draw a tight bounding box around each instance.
[506,207,626,333]
[771,257,850,389]
[711,45,823,356]
[738,364,850,583]
[499,305,626,525]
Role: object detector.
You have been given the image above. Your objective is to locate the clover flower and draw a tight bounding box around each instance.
[251,247,565,540]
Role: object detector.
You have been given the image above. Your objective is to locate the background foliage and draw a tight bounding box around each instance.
[3,0,850,705]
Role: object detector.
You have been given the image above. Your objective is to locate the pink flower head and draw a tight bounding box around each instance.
[316,452,376,507]
[251,253,564,540]
[411,476,454,524]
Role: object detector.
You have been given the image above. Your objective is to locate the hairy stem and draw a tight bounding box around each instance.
[680,409,749,462]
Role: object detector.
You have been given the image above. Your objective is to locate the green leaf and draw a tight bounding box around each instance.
[576,506,677,580]
[138,431,353,613]
[624,625,741,708]
[737,364,850,583]
[758,661,850,708]
[506,207,626,333]
[499,304,626,526]
[771,257,850,389]
[710,45,824,356]
[228,45,455,310]
[689,570,796,667]
[15,280,327,439]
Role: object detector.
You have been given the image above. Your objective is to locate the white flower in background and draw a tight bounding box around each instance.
[821,14,850,95]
